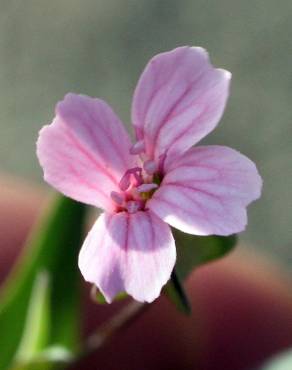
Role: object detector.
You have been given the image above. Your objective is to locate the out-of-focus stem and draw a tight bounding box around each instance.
[72,299,148,365]
[86,300,148,352]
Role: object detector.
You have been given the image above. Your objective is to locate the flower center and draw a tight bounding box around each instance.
[110,140,161,213]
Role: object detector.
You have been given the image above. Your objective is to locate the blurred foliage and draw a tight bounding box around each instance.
[173,229,237,280]
[0,196,86,370]
[259,349,292,370]
[14,271,51,366]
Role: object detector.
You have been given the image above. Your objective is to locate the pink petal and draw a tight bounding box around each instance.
[132,46,231,169]
[37,93,135,211]
[147,146,262,236]
[78,210,176,303]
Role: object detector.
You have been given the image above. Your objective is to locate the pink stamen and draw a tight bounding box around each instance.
[119,173,131,191]
[143,160,158,175]
[132,168,143,186]
[119,167,143,190]
[129,140,145,155]
[110,191,124,205]
[137,183,158,193]
[126,200,141,214]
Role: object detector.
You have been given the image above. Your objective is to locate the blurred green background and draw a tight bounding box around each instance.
[0,0,291,261]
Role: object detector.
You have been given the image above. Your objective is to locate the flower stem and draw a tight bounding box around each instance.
[87,300,147,352]
[72,300,148,365]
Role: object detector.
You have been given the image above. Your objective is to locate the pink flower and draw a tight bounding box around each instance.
[37,47,262,303]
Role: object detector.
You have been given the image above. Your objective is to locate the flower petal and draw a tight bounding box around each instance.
[147,146,262,236]
[37,93,135,211]
[78,210,176,303]
[132,46,231,169]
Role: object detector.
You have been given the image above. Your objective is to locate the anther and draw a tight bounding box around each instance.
[119,173,131,191]
[129,140,145,155]
[119,167,143,191]
[137,183,158,193]
[143,160,158,175]
[110,191,124,205]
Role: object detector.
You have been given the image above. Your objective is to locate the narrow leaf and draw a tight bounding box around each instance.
[14,271,51,364]
[0,196,86,370]
[10,346,74,370]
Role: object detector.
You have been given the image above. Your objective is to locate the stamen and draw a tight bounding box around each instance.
[132,168,143,185]
[126,200,141,214]
[119,173,131,191]
[143,160,158,175]
[129,140,145,155]
[119,167,143,190]
[137,183,158,193]
[110,191,124,205]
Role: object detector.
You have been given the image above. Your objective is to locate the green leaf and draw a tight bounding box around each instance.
[165,229,237,314]
[11,271,74,370]
[173,228,237,280]
[14,271,51,364]
[0,196,86,370]
[10,346,74,370]
[164,270,191,315]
